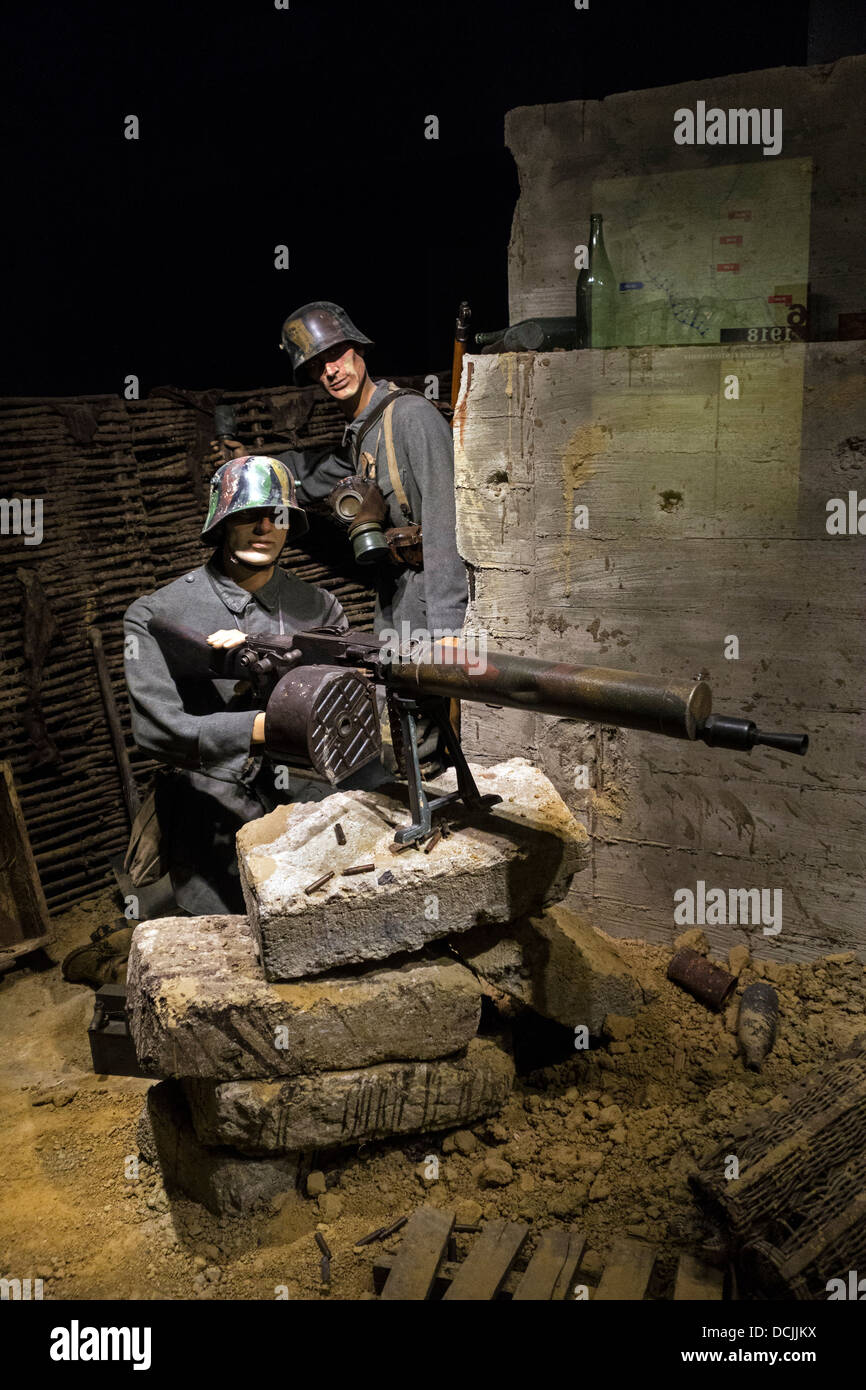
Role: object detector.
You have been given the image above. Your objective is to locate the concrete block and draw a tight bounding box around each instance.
[451,904,647,1034]
[127,915,481,1078]
[137,1079,301,1216]
[238,758,589,980]
[183,1037,515,1153]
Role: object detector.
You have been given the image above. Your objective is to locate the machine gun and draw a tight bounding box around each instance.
[148,617,808,845]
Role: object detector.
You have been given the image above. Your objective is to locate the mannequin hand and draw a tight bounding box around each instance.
[207,629,248,649]
[251,712,267,745]
[208,438,247,468]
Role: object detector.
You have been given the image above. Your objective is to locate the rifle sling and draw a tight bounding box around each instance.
[352,383,420,520]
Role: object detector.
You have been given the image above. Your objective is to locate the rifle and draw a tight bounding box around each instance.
[449,302,473,739]
[213,403,239,463]
[451,302,472,408]
[475,317,578,354]
[148,616,808,846]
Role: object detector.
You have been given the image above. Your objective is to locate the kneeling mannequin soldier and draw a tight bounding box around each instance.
[123,455,347,916]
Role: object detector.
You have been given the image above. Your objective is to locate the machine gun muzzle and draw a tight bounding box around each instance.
[698,714,808,756]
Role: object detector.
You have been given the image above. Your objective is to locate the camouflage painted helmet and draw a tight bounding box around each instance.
[279,301,373,382]
[201,455,309,541]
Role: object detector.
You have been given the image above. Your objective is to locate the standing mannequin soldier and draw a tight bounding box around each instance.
[214,303,468,643]
[123,455,348,915]
[279,302,468,642]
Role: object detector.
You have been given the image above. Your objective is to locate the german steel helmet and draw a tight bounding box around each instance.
[201,456,309,541]
[279,301,373,381]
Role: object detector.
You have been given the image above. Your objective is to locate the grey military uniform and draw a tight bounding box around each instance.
[123,558,347,914]
[279,379,468,639]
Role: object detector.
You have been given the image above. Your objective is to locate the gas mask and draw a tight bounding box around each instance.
[326,475,391,564]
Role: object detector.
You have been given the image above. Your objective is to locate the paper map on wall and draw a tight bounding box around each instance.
[593,158,812,346]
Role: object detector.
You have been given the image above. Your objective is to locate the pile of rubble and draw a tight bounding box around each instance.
[127,759,645,1215]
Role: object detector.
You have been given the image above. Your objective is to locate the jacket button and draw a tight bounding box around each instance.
[184,574,195,583]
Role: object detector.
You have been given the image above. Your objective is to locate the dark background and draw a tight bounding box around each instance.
[4,0,863,396]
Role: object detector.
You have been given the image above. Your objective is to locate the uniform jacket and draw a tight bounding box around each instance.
[279,379,468,639]
[123,558,347,912]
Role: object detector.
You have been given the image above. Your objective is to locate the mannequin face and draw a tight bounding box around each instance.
[307,341,368,405]
[222,508,288,569]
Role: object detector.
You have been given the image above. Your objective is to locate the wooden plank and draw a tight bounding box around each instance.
[375,1232,585,1300]
[551,1232,588,1300]
[673,1253,725,1301]
[379,1206,454,1301]
[374,1253,455,1298]
[512,1229,571,1301]
[594,1238,657,1301]
[442,1220,529,1301]
[513,1229,586,1301]
[0,933,50,973]
[372,1254,521,1299]
[0,761,50,946]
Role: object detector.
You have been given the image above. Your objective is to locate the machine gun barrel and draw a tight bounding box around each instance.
[387,642,808,754]
[389,648,710,739]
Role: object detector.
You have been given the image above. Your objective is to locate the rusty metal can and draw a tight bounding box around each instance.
[667,947,737,1011]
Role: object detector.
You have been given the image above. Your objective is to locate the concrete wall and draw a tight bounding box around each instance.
[454,342,866,962]
[505,56,865,344]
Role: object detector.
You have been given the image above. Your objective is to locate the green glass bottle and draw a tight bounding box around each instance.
[575,214,617,348]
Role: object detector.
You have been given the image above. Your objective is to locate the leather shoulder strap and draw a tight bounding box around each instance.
[383,401,411,517]
[351,385,422,465]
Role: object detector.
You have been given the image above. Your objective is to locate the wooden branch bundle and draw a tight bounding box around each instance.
[690,1038,866,1296]
[739,1149,866,1299]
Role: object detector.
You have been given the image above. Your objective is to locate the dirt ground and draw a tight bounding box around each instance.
[1,889,863,1301]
